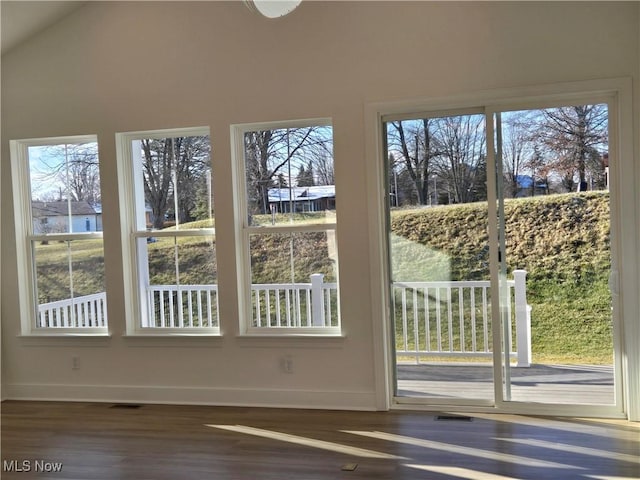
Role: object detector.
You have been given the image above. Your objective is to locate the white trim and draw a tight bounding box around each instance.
[364,103,393,410]
[484,108,504,406]
[611,78,639,421]
[29,232,103,242]
[382,106,486,124]
[230,122,253,334]
[246,223,336,234]
[10,139,38,335]
[115,126,212,141]
[232,117,332,134]
[589,91,628,419]
[370,78,631,120]
[366,78,636,419]
[244,327,342,336]
[115,131,142,335]
[132,229,215,239]
[391,401,627,419]
[3,383,377,411]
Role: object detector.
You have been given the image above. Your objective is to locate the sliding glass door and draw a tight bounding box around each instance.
[383,95,622,415]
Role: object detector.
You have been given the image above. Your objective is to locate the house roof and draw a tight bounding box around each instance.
[268,185,335,203]
[32,201,96,217]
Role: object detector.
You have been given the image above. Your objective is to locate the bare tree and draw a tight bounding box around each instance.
[172,136,211,223]
[538,104,608,192]
[386,119,436,206]
[32,143,100,203]
[141,138,173,229]
[432,114,486,203]
[244,126,332,215]
[315,153,335,185]
[501,113,536,198]
[140,136,210,229]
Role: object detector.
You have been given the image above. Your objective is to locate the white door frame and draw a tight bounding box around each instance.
[365,78,637,419]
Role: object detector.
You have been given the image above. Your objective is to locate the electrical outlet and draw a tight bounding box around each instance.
[282,355,293,374]
[72,356,80,370]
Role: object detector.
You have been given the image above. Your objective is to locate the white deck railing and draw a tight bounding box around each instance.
[393,270,531,367]
[145,284,219,328]
[144,274,339,329]
[252,274,338,328]
[37,292,108,328]
[36,271,531,366]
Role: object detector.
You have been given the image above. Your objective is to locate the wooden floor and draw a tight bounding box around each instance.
[1,401,638,479]
[397,363,615,405]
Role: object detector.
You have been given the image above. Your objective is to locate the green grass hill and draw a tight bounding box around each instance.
[390,191,612,364]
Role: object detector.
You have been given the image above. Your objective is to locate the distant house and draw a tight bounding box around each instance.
[513,175,548,198]
[268,185,336,213]
[32,201,99,234]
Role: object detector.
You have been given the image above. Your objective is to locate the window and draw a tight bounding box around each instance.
[117,127,218,334]
[232,119,340,334]
[10,136,107,334]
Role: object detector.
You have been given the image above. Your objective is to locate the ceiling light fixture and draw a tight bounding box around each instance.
[245,0,302,19]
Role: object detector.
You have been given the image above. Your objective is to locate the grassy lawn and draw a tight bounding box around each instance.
[34,192,613,364]
[34,239,106,302]
[390,191,612,364]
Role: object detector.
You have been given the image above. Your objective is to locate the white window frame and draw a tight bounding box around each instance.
[116,126,219,336]
[231,118,341,336]
[10,135,108,336]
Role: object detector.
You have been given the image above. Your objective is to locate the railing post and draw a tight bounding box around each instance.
[513,269,531,367]
[310,273,324,326]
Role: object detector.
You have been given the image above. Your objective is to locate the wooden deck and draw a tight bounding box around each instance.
[397,363,615,405]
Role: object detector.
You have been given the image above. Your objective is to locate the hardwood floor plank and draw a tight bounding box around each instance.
[1,401,638,479]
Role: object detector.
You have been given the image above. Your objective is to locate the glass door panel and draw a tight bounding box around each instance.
[384,111,495,403]
[495,103,617,406]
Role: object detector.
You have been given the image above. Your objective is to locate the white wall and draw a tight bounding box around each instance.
[2,1,638,411]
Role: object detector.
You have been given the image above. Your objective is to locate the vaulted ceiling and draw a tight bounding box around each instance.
[1,1,86,56]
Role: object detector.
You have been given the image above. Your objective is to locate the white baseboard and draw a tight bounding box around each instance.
[4,383,379,411]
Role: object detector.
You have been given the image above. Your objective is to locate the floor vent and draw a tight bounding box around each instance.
[109,404,142,409]
[435,414,473,421]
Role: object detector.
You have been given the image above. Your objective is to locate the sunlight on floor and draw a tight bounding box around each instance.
[204,422,637,479]
[465,413,633,438]
[497,438,640,464]
[586,476,640,480]
[205,424,406,460]
[341,430,579,469]
[404,464,523,479]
